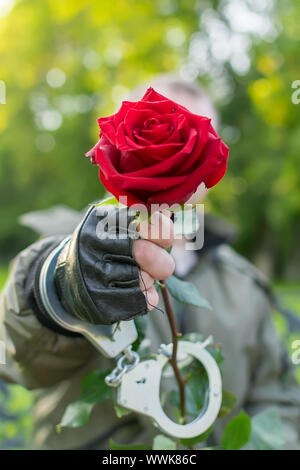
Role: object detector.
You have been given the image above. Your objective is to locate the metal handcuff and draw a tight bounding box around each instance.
[39,237,222,439]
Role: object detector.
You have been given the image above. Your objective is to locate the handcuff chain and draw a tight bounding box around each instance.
[105,346,140,388]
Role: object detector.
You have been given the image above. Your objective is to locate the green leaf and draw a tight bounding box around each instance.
[170,360,208,419]
[218,389,237,418]
[132,315,147,352]
[165,276,212,310]
[180,425,214,447]
[93,196,118,206]
[81,370,112,404]
[243,408,284,450]
[201,446,223,450]
[222,410,251,450]
[169,343,225,424]
[114,404,132,418]
[182,332,204,343]
[57,400,94,430]
[153,434,177,450]
[206,344,224,367]
[58,370,112,430]
[109,439,150,450]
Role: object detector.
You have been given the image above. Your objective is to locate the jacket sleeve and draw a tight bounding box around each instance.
[245,288,300,449]
[0,236,95,390]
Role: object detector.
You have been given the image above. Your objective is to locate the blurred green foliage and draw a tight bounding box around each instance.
[274,283,300,383]
[211,0,300,279]
[0,0,299,449]
[0,0,299,279]
[0,383,33,449]
[0,267,33,449]
[0,265,8,288]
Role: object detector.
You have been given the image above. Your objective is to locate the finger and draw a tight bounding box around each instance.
[137,211,174,249]
[144,285,159,311]
[139,270,154,291]
[160,209,172,218]
[133,239,175,280]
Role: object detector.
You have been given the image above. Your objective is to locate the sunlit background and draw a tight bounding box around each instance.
[0,0,299,448]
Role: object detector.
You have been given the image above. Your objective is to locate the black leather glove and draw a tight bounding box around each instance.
[54,204,148,325]
[26,204,148,332]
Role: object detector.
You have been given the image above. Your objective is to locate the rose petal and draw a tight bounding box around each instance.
[137,123,172,142]
[119,150,145,173]
[135,97,176,114]
[97,135,121,171]
[96,141,186,194]
[85,140,101,164]
[98,100,138,145]
[148,138,229,205]
[123,128,198,177]
[141,87,192,115]
[98,169,143,206]
[134,141,184,163]
[124,108,159,140]
[178,118,211,175]
[115,122,183,161]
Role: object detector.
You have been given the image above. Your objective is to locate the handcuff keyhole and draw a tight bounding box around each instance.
[136,377,146,384]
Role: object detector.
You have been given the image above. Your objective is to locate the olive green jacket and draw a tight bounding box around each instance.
[0,213,299,449]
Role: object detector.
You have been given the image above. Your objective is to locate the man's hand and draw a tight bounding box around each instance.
[52,205,175,325]
[134,211,175,310]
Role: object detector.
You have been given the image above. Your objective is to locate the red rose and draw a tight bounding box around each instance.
[86,87,229,207]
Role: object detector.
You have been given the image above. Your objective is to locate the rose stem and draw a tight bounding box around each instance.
[160,280,186,422]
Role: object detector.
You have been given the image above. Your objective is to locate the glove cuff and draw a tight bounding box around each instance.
[25,238,81,337]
